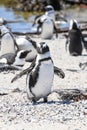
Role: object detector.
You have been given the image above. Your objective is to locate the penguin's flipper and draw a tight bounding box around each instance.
[11,67,32,83]
[0,63,22,72]
[54,66,65,78]
[11,58,36,83]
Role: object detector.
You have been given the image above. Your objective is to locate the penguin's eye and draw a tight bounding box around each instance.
[45,8,52,11]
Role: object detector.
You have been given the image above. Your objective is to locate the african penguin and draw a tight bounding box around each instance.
[11,42,65,103]
[33,5,55,25]
[0,25,37,62]
[65,19,85,56]
[44,5,55,22]
[0,25,18,56]
[26,42,54,102]
[0,50,30,67]
[15,36,37,62]
[32,5,58,39]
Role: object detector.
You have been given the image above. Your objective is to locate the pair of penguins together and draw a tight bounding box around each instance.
[11,42,65,103]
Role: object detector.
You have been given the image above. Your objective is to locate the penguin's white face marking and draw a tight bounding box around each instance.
[36,42,50,55]
[13,50,30,66]
[69,19,79,30]
[45,5,55,21]
[45,5,54,12]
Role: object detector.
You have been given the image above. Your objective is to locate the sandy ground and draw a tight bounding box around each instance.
[1,8,87,130]
[0,34,87,130]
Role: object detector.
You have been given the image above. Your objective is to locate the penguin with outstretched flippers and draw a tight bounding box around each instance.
[11,42,65,103]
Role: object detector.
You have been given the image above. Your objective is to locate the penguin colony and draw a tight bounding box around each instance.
[0,6,65,103]
[0,5,87,103]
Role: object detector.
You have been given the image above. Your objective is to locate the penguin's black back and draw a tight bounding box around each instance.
[69,29,82,56]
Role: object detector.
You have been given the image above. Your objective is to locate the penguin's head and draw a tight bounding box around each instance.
[45,5,55,21]
[14,50,31,66]
[0,18,6,25]
[69,19,79,30]
[45,5,54,12]
[17,50,31,59]
[36,42,49,54]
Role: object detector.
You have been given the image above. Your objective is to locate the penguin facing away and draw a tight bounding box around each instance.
[65,19,85,56]
[11,42,65,103]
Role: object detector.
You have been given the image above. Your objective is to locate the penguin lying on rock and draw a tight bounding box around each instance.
[65,19,86,56]
[11,42,65,103]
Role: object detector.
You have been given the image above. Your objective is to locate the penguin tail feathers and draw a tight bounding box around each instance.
[71,52,80,56]
[79,62,87,70]
[54,66,65,78]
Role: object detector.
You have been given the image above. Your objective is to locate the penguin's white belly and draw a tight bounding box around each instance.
[32,62,54,98]
[41,20,54,39]
[1,35,15,55]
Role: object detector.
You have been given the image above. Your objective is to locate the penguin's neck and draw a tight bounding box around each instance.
[13,56,25,66]
[36,52,51,63]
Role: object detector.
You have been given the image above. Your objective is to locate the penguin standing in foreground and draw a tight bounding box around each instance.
[11,42,65,103]
[65,19,85,56]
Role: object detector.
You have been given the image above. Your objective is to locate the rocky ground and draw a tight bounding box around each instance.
[0,32,87,129]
